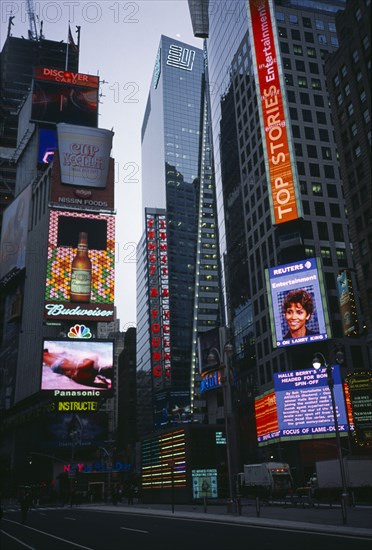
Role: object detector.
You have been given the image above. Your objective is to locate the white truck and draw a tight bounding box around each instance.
[237,462,293,498]
[314,457,372,499]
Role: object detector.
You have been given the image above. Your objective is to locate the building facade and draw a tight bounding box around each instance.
[137,35,223,434]
[189,0,371,481]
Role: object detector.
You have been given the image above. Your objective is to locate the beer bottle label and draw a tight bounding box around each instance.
[71,268,91,296]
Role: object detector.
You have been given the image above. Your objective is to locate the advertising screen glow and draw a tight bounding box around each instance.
[247,0,302,224]
[266,258,330,348]
[44,210,115,321]
[41,339,113,394]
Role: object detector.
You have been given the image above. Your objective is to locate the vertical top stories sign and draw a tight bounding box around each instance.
[247,0,301,225]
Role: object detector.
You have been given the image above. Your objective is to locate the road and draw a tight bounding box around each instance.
[1,507,371,550]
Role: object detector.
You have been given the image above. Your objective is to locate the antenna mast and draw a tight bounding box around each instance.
[26,0,41,40]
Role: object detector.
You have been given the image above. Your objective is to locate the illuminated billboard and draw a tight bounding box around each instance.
[198,327,222,376]
[0,184,32,280]
[346,372,372,447]
[41,339,113,395]
[42,412,108,449]
[247,0,302,225]
[38,128,57,164]
[44,210,115,321]
[31,67,99,127]
[266,258,331,348]
[146,210,171,387]
[50,151,115,212]
[255,368,354,444]
[337,270,358,337]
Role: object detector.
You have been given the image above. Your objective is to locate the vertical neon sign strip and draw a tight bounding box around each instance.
[247,0,302,225]
[146,212,171,387]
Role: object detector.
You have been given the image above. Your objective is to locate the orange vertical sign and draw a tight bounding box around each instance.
[248,0,300,224]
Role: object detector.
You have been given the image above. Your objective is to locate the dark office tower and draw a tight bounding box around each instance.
[189,0,370,468]
[325,0,372,354]
[0,26,79,216]
[137,36,223,430]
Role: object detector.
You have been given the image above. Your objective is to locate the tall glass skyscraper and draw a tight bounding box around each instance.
[189,0,370,475]
[137,36,223,434]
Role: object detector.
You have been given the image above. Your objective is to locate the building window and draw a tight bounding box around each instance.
[360,90,367,103]
[300,92,310,104]
[328,22,336,32]
[307,145,318,158]
[337,93,343,106]
[319,129,329,141]
[305,31,314,43]
[290,107,298,119]
[327,185,337,198]
[351,123,357,137]
[341,65,347,77]
[315,19,324,30]
[291,29,301,40]
[276,11,285,21]
[330,203,341,217]
[315,202,326,216]
[292,125,300,138]
[278,27,287,38]
[312,182,322,195]
[333,74,340,87]
[305,126,315,139]
[322,147,332,160]
[324,165,335,179]
[363,109,370,123]
[318,222,328,239]
[289,14,298,25]
[314,95,324,107]
[344,84,350,96]
[333,224,344,241]
[303,17,312,28]
[320,247,332,265]
[362,36,370,50]
[285,74,294,86]
[360,239,368,256]
[283,57,291,69]
[309,163,320,176]
[307,47,316,57]
[354,145,362,158]
[352,49,359,63]
[280,42,290,54]
[312,79,321,90]
[296,59,305,71]
[318,34,327,45]
[309,62,319,74]
[347,103,354,116]
[331,37,339,47]
[355,8,362,21]
[303,109,312,122]
[316,111,326,124]
[294,45,303,55]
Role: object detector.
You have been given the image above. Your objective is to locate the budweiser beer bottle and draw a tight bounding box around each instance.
[70,232,92,302]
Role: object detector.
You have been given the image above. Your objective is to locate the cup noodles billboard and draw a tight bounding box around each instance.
[247,0,302,225]
[265,258,331,348]
[56,124,114,188]
[44,210,115,321]
[31,67,99,127]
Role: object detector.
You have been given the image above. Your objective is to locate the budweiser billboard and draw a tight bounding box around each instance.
[44,210,115,321]
[247,0,302,225]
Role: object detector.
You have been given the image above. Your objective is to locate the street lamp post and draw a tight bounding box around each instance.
[207,340,235,513]
[312,352,348,524]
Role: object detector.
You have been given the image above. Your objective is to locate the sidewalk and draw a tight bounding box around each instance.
[80,499,372,538]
